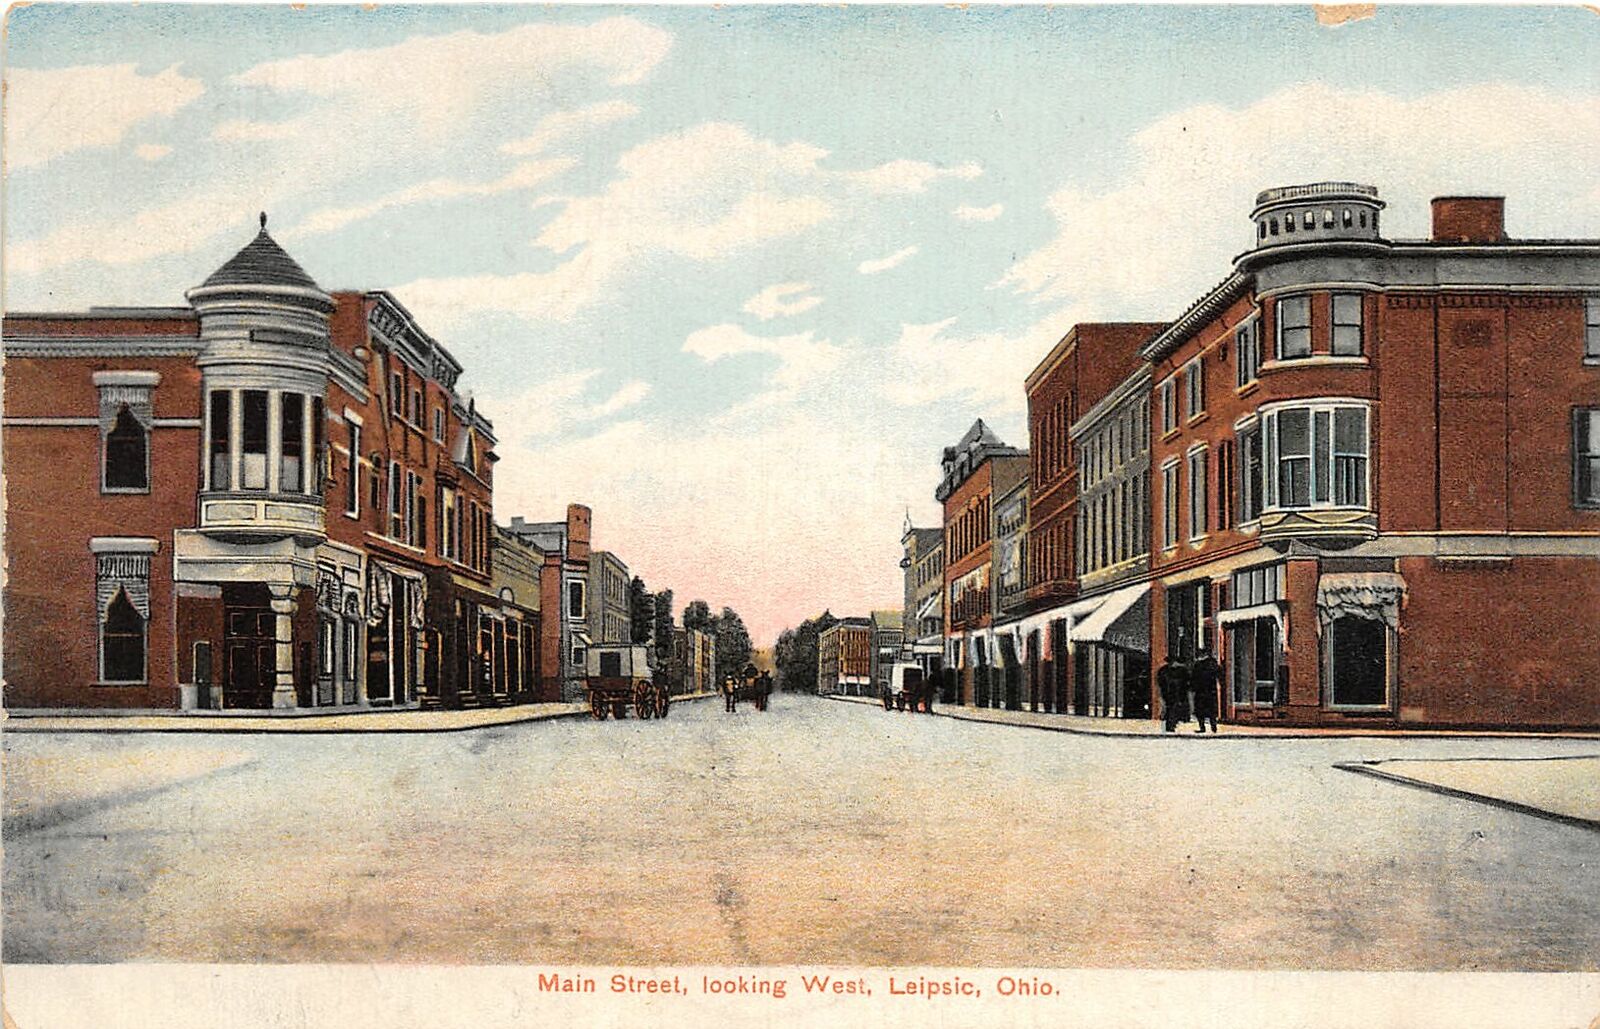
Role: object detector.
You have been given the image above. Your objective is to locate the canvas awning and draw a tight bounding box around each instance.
[1071,582,1150,652]
[915,593,940,623]
[1216,601,1289,645]
[1317,572,1407,630]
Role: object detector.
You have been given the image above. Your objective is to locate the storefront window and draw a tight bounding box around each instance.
[1328,616,1387,708]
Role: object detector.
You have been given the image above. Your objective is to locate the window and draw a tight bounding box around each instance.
[209,390,232,491]
[1264,403,1370,510]
[1236,320,1261,386]
[1230,563,1285,607]
[1216,439,1234,529]
[388,460,403,538]
[1576,408,1600,508]
[1332,294,1364,356]
[320,618,335,677]
[439,487,456,559]
[280,393,304,493]
[1587,298,1600,359]
[345,422,361,516]
[312,397,325,495]
[434,407,446,442]
[568,580,586,620]
[240,390,270,490]
[1239,425,1263,523]
[343,620,359,681]
[572,643,587,669]
[1303,210,1314,230]
[1159,379,1177,435]
[1161,460,1180,550]
[103,405,149,491]
[1277,296,1311,359]
[411,387,424,426]
[1329,616,1388,708]
[369,453,383,511]
[389,370,403,414]
[1187,447,1208,540]
[1184,359,1204,419]
[95,547,151,684]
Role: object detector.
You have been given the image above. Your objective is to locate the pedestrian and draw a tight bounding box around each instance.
[1156,654,1190,733]
[757,671,773,712]
[722,675,738,713]
[1190,648,1222,733]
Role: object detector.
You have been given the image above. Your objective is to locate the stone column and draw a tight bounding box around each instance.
[270,584,298,709]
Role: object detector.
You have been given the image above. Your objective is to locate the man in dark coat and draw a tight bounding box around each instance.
[1190,648,1222,733]
[1157,655,1190,733]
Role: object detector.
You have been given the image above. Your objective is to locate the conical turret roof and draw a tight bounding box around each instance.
[201,214,321,291]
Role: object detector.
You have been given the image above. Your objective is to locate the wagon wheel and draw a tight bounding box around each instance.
[635,682,654,720]
[590,692,609,720]
[655,686,671,719]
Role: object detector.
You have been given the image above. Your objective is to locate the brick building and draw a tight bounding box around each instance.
[506,505,593,703]
[937,419,1027,707]
[2,219,507,711]
[899,521,945,690]
[868,609,904,697]
[1013,323,1165,718]
[587,550,633,646]
[1142,183,1600,728]
[817,618,872,696]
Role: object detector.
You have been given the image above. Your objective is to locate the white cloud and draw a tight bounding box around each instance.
[589,380,652,417]
[135,143,173,162]
[8,190,274,275]
[287,157,576,238]
[6,63,203,169]
[858,245,920,275]
[683,323,843,391]
[211,118,309,143]
[1000,82,1600,317]
[954,203,1004,222]
[848,159,982,195]
[232,17,672,138]
[879,306,1087,414]
[742,282,823,321]
[500,100,640,156]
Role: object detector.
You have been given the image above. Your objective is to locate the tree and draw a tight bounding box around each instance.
[714,606,752,685]
[682,599,713,634]
[628,576,653,644]
[652,589,675,662]
[774,610,837,692]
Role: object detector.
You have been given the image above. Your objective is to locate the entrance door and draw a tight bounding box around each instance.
[1329,616,1388,709]
[1072,647,1089,715]
[1124,653,1151,719]
[223,607,276,709]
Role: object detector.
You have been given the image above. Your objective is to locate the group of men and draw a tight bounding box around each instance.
[1156,650,1223,733]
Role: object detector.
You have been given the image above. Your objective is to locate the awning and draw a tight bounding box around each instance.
[911,642,942,655]
[1066,593,1106,620]
[1317,572,1407,630]
[1216,602,1289,645]
[914,593,940,623]
[1072,582,1149,652]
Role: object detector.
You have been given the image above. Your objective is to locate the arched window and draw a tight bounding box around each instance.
[1303,210,1314,230]
[102,588,146,682]
[104,405,148,490]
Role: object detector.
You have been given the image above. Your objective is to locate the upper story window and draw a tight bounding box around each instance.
[1236,319,1262,387]
[1187,446,1209,541]
[411,387,424,426]
[207,387,321,496]
[1231,563,1285,608]
[95,372,158,494]
[1161,459,1181,551]
[1586,298,1600,360]
[1183,359,1205,420]
[1159,378,1178,435]
[1263,402,1369,511]
[1575,408,1600,509]
[1332,293,1364,356]
[389,369,403,414]
[345,421,361,517]
[568,580,587,620]
[280,394,304,492]
[1238,423,1264,523]
[1277,296,1312,360]
[241,390,270,490]
[433,407,446,443]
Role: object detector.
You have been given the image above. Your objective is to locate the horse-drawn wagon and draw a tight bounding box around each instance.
[585,644,670,720]
[882,662,935,713]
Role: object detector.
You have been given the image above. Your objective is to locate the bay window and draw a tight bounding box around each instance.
[280,393,304,493]
[209,390,232,490]
[1263,402,1370,511]
[241,390,270,490]
[1276,296,1311,359]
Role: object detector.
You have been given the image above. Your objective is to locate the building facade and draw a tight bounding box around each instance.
[3,222,506,712]
[817,618,872,696]
[1142,183,1600,728]
[587,550,632,646]
[868,609,904,698]
[671,625,717,696]
[506,505,592,703]
[937,420,1027,707]
[900,523,945,690]
[990,477,1030,710]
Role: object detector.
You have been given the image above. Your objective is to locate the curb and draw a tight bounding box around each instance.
[2,693,720,735]
[1334,760,1600,834]
[823,694,1600,742]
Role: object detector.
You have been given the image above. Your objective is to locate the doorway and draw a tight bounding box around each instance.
[223,593,276,710]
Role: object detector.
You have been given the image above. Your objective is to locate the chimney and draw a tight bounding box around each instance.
[566,503,591,563]
[1431,196,1505,244]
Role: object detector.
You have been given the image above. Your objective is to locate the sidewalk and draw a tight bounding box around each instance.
[4,692,718,734]
[1336,756,1600,832]
[825,693,1600,740]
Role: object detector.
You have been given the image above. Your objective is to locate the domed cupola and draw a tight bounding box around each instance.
[1251,182,1385,250]
[185,214,334,541]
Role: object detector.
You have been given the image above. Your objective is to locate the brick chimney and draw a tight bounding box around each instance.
[566,503,591,563]
[1431,196,1505,243]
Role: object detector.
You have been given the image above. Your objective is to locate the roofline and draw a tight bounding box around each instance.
[1140,272,1252,363]
[1025,321,1168,392]
[4,306,196,320]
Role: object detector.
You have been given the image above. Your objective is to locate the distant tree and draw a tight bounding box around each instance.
[628,576,653,644]
[682,599,713,634]
[714,606,753,685]
[652,588,675,662]
[774,610,837,692]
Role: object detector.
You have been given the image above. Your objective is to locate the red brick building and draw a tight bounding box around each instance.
[1142,183,1600,728]
[817,618,872,696]
[937,419,1026,706]
[1018,323,1165,717]
[2,219,532,711]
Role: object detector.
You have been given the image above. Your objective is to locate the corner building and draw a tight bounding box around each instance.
[1145,183,1600,728]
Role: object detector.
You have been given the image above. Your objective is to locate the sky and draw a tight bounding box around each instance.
[6,4,1600,644]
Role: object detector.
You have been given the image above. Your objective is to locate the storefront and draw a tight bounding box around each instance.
[366,562,425,707]
[1317,571,1405,713]
[1067,582,1151,718]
